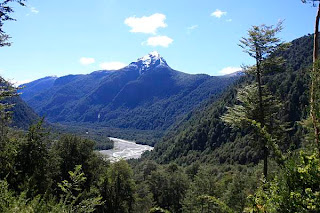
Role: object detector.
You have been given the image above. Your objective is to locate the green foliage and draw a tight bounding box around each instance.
[2,20,320,213]
[238,21,288,178]
[0,168,103,213]
[197,195,233,213]
[180,164,258,213]
[309,59,320,149]
[53,134,106,188]
[147,33,313,167]
[58,165,103,213]
[14,119,53,195]
[239,21,288,76]
[221,84,286,165]
[148,165,189,213]
[0,77,18,135]
[0,75,38,130]
[134,183,154,213]
[99,160,136,213]
[245,150,320,212]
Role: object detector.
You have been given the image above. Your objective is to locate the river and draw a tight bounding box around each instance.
[99,137,153,162]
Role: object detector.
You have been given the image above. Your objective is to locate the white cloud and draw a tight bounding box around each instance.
[124,13,167,34]
[30,7,39,14]
[187,25,198,34]
[79,57,95,65]
[226,19,232,22]
[187,25,198,30]
[211,9,227,18]
[144,36,173,47]
[99,62,126,70]
[219,67,241,75]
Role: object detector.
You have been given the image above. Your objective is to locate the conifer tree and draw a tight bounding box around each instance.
[223,22,287,179]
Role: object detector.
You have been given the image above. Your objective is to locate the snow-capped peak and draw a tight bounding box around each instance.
[138,51,163,64]
[129,51,169,74]
[149,51,161,58]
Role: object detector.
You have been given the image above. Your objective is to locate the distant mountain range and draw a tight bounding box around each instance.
[20,52,240,138]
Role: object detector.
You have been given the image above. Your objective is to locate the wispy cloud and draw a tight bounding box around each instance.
[30,7,39,14]
[211,9,227,18]
[226,19,232,22]
[187,25,198,34]
[144,35,173,47]
[79,57,95,65]
[124,13,167,34]
[99,62,126,70]
[218,66,241,75]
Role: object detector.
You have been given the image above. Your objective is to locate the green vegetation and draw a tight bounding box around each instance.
[146,33,312,166]
[3,1,320,211]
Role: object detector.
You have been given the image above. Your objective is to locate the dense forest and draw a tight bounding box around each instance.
[145,33,312,166]
[2,0,320,212]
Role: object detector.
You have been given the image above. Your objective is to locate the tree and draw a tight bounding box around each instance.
[13,119,55,196]
[53,134,105,190]
[0,77,18,137]
[302,0,320,152]
[58,165,103,213]
[227,22,286,179]
[244,151,320,212]
[221,84,286,166]
[99,160,136,213]
[0,0,26,47]
[148,165,189,213]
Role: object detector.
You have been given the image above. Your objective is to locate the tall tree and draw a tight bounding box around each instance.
[0,77,18,137]
[302,0,320,152]
[235,22,286,178]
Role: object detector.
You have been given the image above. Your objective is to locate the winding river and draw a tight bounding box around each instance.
[99,137,153,162]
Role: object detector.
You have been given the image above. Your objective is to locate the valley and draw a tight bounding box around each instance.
[1,1,320,212]
[5,33,316,212]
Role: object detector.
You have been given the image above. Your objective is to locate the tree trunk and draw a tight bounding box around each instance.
[311,2,320,154]
[256,61,268,179]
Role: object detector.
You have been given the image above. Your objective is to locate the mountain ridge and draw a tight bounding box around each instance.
[20,52,240,143]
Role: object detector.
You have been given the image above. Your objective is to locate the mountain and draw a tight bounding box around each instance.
[145,34,312,165]
[20,76,58,102]
[20,52,239,142]
[0,77,39,129]
[10,96,39,129]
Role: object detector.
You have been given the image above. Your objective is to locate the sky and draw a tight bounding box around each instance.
[0,0,318,85]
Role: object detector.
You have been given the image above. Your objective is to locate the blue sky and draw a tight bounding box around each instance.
[0,0,318,84]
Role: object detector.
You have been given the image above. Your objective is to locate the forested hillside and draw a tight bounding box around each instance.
[0,77,39,129]
[146,34,312,165]
[10,96,39,128]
